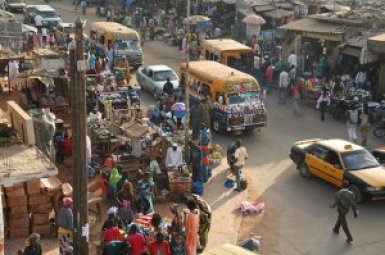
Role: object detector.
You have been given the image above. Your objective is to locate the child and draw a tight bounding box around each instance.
[149,232,171,255]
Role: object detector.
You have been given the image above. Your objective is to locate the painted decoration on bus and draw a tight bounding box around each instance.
[225,80,257,92]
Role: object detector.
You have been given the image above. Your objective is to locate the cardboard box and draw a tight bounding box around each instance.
[3,183,23,192]
[31,224,51,237]
[6,196,28,207]
[32,213,50,225]
[26,179,42,195]
[8,228,29,238]
[5,186,26,197]
[28,194,51,206]
[8,205,28,215]
[30,203,53,214]
[8,215,29,228]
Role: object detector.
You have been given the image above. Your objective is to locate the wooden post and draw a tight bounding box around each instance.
[70,17,89,255]
[184,0,191,160]
[0,189,4,255]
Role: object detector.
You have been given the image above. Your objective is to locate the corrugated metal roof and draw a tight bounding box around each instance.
[263,9,294,19]
[278,18,344,34]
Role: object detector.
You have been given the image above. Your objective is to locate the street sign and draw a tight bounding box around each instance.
[77,60,87,71]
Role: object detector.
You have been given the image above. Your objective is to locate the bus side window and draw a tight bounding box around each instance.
[205,50,210,60]
[213,54,219,62]
[100,35,105,45]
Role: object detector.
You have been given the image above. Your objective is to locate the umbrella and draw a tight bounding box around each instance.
[242,14,266,26]
[183,15,211,25]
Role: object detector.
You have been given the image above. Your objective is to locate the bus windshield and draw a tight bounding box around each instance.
[228,91,260,105]
[115,40,139,50]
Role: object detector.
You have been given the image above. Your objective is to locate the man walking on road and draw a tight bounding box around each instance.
[279,69,290,104]
[163,77,174,96]
[233,140,248,192]
[330,181,358,245]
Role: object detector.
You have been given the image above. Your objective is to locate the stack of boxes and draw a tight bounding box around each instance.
[27,179,54,237]
[4,184,29,238]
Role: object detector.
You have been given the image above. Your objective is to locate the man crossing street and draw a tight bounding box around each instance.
[330,181,358,245]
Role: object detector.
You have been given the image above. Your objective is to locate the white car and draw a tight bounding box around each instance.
[136,65,180,99]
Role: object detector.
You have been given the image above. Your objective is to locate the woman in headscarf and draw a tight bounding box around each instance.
[115,180,135,226]
[109,167,123,194]
[183,199,200,255]
[57,197,73,255]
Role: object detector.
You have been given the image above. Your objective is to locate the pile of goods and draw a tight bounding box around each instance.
[168,165,192,195]
[3,176,71,238]
[208,144,223,169]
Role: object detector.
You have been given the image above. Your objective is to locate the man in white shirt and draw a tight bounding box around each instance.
[233,140,248,191]
[279,69,290,104]
[34,14,43,29]
[288,52,298,68]
[166,143,183,168]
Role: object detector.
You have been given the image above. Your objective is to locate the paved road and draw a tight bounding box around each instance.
[17,2,385,254]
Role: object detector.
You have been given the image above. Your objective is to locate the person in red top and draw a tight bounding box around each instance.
[265,63,274,87]
[103,219,120,243]
[149,232,171,255]
[127,224,146,255]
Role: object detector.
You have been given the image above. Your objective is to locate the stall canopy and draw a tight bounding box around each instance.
[278,18,344,41]
[242,14,266,25]
[183,15,211,25]
[263,9,294,19]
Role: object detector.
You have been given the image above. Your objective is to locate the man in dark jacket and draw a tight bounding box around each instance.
[163,77,174,96]
[330,180,358,244]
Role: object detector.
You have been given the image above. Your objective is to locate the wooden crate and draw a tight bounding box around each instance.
[168,172,192,195]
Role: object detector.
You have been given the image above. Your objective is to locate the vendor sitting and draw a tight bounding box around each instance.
[128,85,140,106]
[88,109,102,122]
[166,143,183,168]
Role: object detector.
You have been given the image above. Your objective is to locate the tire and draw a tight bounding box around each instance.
[212,120,223,134]
[298,162,311,178]
[373,127,385,138]
[348,184,363,203]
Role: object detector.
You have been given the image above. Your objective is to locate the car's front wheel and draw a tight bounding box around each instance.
[349,184,363,203]
[298,162,311,178]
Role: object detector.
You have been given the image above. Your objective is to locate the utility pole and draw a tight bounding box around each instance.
[184,0,191,159]
[70,17,89,255]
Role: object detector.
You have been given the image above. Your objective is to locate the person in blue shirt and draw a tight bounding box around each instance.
[88,51,96,72]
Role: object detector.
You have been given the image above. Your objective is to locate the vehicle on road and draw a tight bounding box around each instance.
[23,5,62,28]
[136,65,179,99]
[290,138,385,202]
[5,0,26,12]
[181,60,267,134]
[202,39,254,73]
[89,22,143,70]
[53,22,75,46]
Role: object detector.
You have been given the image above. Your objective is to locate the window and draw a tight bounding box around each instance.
[153,70,178,82]
[325,150,341,166]
[308,145,328,160]
[341,150,380,170]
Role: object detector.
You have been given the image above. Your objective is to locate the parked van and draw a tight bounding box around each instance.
[180,60,266,134]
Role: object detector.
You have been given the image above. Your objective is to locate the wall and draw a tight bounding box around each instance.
[7,101,35,145]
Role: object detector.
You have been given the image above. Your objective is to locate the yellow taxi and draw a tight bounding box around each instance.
[290,138,385,202]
